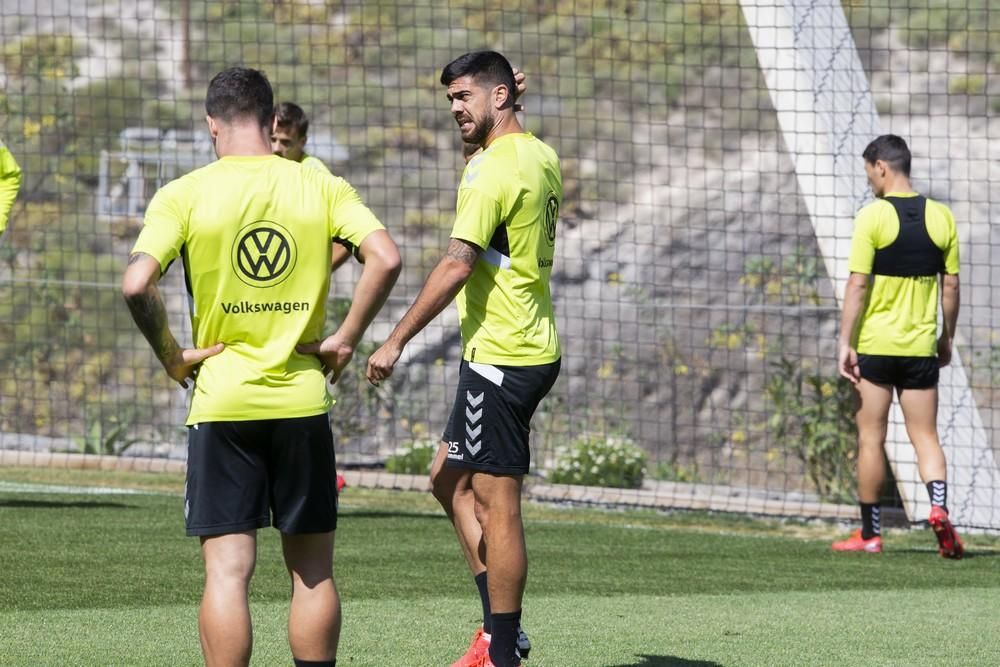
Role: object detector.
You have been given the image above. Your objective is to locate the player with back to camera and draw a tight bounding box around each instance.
[367,51,561,667]
[122,66,401,667]
[833,134,963,558]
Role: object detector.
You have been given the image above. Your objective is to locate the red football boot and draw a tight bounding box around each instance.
[450,627,490,667]
[928,506,964,559]
[831,528,882,553]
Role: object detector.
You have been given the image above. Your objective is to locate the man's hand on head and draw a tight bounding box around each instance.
[512,67,526,112]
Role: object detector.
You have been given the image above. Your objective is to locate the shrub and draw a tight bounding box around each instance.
[324,298,387,443]
[548,434,647,489]
[764,357,857,503]
[384,439,438,475]
[73,407,139,456]
[740,248,821,306]
[653,461,702,483]
[948,74,986,96]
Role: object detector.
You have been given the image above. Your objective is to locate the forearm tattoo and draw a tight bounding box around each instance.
[124,255,179,364]
[445,238,480,267]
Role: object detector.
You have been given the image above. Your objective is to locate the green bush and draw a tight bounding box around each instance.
[1,33,81,78]
[548,434,647,489]
[740,247,822,306]
[324,297,388,443]
[73,407,140,456]
[948,74,987,95]
[653,461,702,483]
[384,439,439,475]
[764,357,857,503]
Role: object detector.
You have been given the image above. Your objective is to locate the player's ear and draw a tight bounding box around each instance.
[493,83,511,110]
[206,115,219,138]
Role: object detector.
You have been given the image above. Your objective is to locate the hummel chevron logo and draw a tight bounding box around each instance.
[465,392,484,456]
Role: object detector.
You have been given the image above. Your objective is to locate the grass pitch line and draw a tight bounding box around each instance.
[0,480,162,496]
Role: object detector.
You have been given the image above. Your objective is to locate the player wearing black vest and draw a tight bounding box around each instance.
[834,134,963,558]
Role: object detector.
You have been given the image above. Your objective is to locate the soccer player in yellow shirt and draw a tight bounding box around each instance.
[0,139,22,234]
[367,51,561,667]
[271,101,330,173]
[834,134,963,558]
[122,67,401,667]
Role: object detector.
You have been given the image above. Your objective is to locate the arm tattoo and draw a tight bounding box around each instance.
[383,238,478,348]
[445,238,480,267]
[124,282,180,365]
[128,251,164,276]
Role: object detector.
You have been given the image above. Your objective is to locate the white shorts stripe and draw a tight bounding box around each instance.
[468,362,505,386]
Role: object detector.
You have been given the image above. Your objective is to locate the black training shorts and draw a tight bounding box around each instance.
[857,354,939,390]
[185,413,338,536]
[442,358,561,475]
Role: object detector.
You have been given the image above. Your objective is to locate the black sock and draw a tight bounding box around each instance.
[927,480,947,512]
[488,610,522,667]
[474,571,492,634]
[861,503,881,540]
[293,660,334,667]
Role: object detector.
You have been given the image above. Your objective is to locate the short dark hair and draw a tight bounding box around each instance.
[205,67,274,127]
[862,134,911,176]
[440,50,516,103]
[275,101,309,137]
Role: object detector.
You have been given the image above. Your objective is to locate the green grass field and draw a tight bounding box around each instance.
[1,467,998,666]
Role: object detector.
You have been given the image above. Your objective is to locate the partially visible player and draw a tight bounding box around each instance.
[272,102,352,277]
[367,52,560,667]
[0,139,22,235]
[834,134,963,558]
[123,66,401,667]
[272,101,331,172]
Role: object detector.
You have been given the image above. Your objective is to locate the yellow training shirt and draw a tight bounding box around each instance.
[132,155,383,424]
[301,153,332,174]
[450,132,562,365]
[848,192,959,356]
[0,141,22,234]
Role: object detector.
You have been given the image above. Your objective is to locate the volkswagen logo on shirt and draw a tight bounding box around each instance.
[543,193,559,247]
[231,220,297,288]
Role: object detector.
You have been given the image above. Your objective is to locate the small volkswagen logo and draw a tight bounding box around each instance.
[231,220,297,287]
[543,193,559,247]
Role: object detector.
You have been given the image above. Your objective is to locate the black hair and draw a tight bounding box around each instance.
[440,50,516,104]
[275,101,309,137]
[862,134,911,177]
[205,67,274,127]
